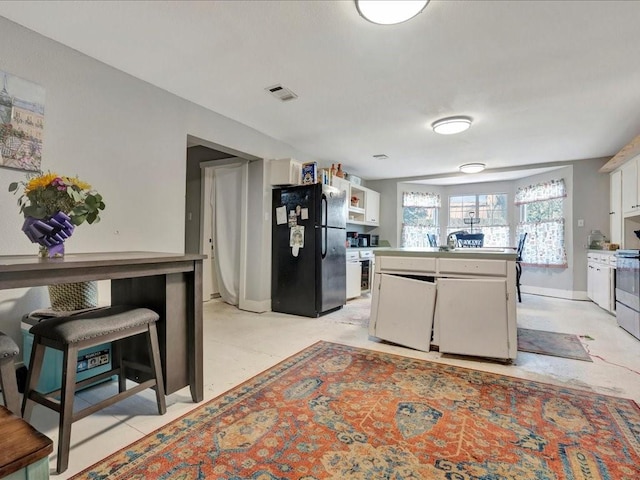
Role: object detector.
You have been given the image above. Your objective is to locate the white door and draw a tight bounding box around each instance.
[204,162,245,306]
[201,168,219,300]
[437,278,510,359]
[370,273,436,352]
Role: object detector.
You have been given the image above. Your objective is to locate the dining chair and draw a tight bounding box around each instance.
[515,233,528,302]
[456,233,485,248]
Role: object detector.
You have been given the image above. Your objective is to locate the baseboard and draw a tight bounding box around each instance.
[238,298,270,313]
[521,285,588,301]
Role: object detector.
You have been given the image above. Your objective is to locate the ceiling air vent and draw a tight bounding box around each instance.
[373,154,389,160]
[265,84,298,102]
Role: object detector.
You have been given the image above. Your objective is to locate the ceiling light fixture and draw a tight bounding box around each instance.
[459,163,486,174]
[356,0,429,25]
[432,116,472,135]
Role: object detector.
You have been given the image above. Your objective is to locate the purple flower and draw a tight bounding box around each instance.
[51,177,67,192]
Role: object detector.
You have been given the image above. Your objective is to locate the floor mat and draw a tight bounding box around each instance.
[517,327,592,362]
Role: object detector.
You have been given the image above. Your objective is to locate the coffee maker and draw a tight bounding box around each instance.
[346,231,359,247]
[346,232,371,247]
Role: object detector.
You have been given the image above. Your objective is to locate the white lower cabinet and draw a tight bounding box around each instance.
[369,273,436,352]
[587,252,615,313]
[369,251,517,360]
[346,261,362,299]
[436,278,510,359]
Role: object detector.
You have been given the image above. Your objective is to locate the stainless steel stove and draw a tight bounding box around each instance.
[615,250,640,340]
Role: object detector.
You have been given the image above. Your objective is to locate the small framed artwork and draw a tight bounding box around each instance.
[0,69,45,172]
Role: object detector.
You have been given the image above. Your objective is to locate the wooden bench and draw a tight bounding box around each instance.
[0,405,53,480]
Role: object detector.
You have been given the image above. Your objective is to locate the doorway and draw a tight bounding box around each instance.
[201,160,247,305]
[184,136,263,310]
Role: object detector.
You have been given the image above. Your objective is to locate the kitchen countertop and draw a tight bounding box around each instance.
[373,247,518,261]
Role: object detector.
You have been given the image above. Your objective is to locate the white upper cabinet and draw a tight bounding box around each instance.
[364,188,380,225]
[331,177,380,226]
[270,158,302,186]
[621,156,640,216]
[610,169,622,245]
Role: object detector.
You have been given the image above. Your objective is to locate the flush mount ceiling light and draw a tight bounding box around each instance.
[432,116,472,135]
[356,0,429,25]
[459,163,486,174]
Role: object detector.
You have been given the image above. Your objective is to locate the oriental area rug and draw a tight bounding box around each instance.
[72,341,639,479]
[517,327,593,362]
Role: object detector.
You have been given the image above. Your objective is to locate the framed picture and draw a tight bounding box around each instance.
[0,69,45,172]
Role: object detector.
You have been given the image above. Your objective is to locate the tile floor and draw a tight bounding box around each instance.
[5,293,640,478]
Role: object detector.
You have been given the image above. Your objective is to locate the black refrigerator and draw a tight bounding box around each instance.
[272,183,346,317]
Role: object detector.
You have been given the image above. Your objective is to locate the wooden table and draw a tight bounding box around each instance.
[0,252,205,403]
[0,405,53,479]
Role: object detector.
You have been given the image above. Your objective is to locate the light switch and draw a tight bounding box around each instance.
[577,219,584,227]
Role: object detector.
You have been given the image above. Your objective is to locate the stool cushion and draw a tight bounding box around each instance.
[0,332,19,358]
[28,306,159,344]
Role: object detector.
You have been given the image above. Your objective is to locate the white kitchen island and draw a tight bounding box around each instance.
[368,247,518,361]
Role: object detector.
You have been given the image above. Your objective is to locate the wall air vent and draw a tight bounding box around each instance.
[265,84,298,102]
[373,154,389,160]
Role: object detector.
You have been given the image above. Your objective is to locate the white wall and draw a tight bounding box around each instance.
[0,17,314,345]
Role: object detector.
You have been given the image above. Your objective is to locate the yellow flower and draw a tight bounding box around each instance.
[24,172,59,194]
[62,176,91,191]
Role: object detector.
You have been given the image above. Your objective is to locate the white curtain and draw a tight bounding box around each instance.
[401,191,441,247]
[515,178,567,267]
[211,164,244,305]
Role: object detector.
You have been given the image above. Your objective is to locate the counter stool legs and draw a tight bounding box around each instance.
[0,332,21,416]
[516,262,522,303]
[0,355,20,416]
[21,307,166,474]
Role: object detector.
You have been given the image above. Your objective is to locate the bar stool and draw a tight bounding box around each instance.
[0,332,20,416]
[22,305,167,474]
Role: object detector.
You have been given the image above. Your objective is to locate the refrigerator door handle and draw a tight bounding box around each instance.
[321,193,328,258]
[322,226,327,258]
[321,193,328,228]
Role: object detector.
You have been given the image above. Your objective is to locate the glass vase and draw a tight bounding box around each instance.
[39,244,65,258]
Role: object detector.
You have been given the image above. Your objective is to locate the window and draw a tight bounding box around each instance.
[401,192,440,247]
[515,179,567,267]
[447,193,509,247]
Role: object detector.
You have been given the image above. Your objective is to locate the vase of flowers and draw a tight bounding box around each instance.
[9,172,105,257]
